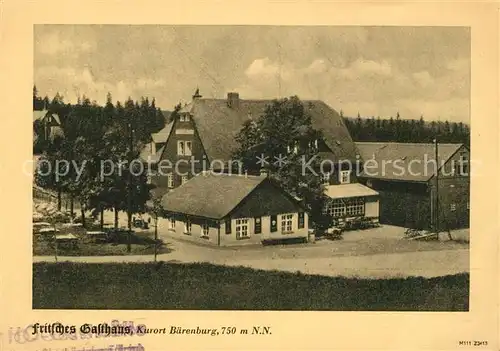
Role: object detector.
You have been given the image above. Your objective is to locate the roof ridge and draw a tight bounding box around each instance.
[356,141,463,146]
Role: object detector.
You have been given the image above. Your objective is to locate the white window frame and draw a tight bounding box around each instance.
[450,204,457,211]
[325,199,346,218]
[281,213,294,233]
[340,170,351,184]
[184,220,192,234]
[459,154,469,176]
[201,222,210,237]
[167,173,174,188]
[177,141,185,155]
[181,175,188,184]
[235,218,249,238]
[346,197,365,216]
[177,140,192,156]
[185,141,192,156]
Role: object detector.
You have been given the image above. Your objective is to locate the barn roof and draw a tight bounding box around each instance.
[168,97,358,163]
[355,142,466,182]
[161,172,268,219]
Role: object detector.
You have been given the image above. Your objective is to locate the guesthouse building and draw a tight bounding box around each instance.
[159,172,309,246]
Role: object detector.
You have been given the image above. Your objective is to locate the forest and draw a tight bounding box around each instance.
[342,112,470,145]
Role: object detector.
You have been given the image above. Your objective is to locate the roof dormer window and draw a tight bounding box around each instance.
[179,114,190,122]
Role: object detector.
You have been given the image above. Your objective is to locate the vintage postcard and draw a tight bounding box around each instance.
[0,1,498,351]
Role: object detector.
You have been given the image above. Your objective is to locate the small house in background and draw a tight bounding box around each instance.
[159,172,309,246]
[356,142,470,231]
[33,108,64,142]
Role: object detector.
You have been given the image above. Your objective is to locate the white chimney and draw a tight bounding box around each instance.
[151,142,156,155]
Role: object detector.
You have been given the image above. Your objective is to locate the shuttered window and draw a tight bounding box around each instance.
[270,215,278,232]
[225,218,231,234]
[254,217,262,234]
[298,212,305,229]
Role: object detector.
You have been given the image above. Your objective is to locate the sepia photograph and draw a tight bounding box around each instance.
[31,24,471,311]
[1,2,499,351]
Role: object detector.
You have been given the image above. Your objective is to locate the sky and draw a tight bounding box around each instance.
[34,25,470,122]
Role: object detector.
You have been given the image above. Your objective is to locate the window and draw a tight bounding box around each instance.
[450,204,457,211]
[324,199,346,218]
[181,175,188,184]
[179,114,190,122]
[177,141,185,155]
[225,218,232,234]
[184,220,192,234]
[169,218,175,230]
[167,173,174,188]
[201,222,209,237]
[281,214,293,233]
[340,170,351,184]
[177,141,192,156]
[459,154,469,176]
[322,172,330,185]
[185,141,192,156]
[146,173,152,184]
[254,217,262,234]
[236,218,249,238]
[346,198,365,216]
[298,212,305,229]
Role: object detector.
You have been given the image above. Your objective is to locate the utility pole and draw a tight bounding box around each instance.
[277,42,282,99]
[434,138,439,235]
[127,122,133,253]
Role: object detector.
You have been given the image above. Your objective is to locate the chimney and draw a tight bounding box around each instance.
[227,92,239,108]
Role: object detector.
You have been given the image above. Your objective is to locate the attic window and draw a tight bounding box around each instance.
[179,114,190,122]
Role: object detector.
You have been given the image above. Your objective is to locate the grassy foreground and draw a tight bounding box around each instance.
[33,262,469,311]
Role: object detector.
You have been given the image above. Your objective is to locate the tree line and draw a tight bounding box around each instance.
[342,112,470,145]
[33,86,167,246]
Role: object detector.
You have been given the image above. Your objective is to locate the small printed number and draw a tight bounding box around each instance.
[458,341,488,347]
[221,326,236,334]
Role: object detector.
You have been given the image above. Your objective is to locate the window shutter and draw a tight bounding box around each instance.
[225,218,231,234]
[270,215,277,232]
[298,212,305,229]
[254,217,262,234]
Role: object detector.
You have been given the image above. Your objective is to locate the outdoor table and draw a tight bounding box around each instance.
[38,227,60,236]
[86,231,109,243]
[33,222,52,230]
[61,223,83,228]
[55,233,78,248]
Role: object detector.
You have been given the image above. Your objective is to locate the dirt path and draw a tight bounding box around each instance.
[33,244,469,279]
